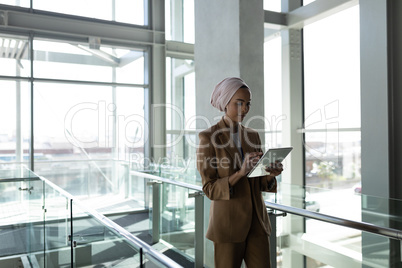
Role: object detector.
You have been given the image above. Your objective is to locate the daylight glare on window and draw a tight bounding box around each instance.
[303,6,362,261]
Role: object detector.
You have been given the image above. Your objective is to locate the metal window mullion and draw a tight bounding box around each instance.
[143,46,151,164]
[297,127,361,133]
[0,75,148,88]
[16,61,22,164]
[29,33,34,171]
[193,193,204,268]
[112,63,118,193]
[151,181,161,243]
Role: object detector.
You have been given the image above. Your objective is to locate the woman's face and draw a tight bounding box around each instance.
[225,87,251,123]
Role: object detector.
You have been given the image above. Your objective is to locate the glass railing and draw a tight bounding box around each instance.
[128,166,402,268]
[3,162,402,268]
[265,182,402,268]
[0,166,182,268]
[130,170,204,268]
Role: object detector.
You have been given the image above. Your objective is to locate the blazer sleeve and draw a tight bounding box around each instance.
[197,131,231,201]
[254,132,278,193]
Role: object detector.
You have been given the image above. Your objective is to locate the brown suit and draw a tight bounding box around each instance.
[197,117,277,244]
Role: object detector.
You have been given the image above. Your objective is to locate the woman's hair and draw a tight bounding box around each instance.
[210,77,251,112]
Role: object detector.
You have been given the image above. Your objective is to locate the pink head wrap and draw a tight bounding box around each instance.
[210,77,251,112]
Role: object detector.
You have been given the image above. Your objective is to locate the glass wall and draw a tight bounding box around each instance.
[165,0,195,44]
[0,35,31,168]
[32,38,147,194]
[0,34,148,192]
[165,57,197,184]
[303,6,360,190]
[0,0,146,25]
[264,3,361,267]
[303,5,361,268]
[263,0,281,12]
[0,0,29,7]
[264,35,283,150]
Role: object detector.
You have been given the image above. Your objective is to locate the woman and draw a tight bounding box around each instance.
[197,77,283,268]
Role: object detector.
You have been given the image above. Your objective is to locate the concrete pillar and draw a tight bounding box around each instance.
[281,28,305,268]
[387,3,402,264]
[195,0,265,134]
[195,1,264,266]
[149,0,166,162]
[280,0,305,267]
[360,0,402,266]
[387,1,402,201]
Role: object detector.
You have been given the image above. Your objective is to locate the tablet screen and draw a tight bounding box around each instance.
[247,147,293,178]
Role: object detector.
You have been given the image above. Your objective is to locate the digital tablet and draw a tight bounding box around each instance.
[247,147,293,178]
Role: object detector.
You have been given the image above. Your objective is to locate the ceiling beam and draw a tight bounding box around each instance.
[0,8,164,46]
[264,0,358,40]
[264,10,287,30]
[287,0,358,29]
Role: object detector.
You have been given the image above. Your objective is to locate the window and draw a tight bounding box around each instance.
[0,0,146,25]
[263,0,281,12]
[303,6,361,190]
[31,39,147,192]
[165,57,196,183]
[0,35,31,167]
[0,81,31,166]
[34,0,146,25]
[0,36,30,77]
[165,0,195,44]
[0,0,29,7]
[264,35,283,149]
[303,5,361,265]
[0,34,148,195]
[33,39,144,84]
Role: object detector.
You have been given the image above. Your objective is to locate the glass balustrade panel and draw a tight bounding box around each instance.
[276,213,363,268]
[106,174,150,241]
[158,161,200,186]
[159,183,196,263]
[0,178,41,260]
[71,201,142,267]
[266,182,402,268]
[34,182,71,267]
[35,160,114,198]
[274,211,400,268]
[36,160,145,216]
[0,168,47,267]
[143,252,181,268]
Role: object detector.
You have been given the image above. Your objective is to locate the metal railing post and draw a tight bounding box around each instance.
[268,210,287,268]
[189,191,204,268]
[268,211,277,268]
[147,180,162,243]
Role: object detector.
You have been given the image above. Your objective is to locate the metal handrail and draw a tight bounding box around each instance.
[131,169,402,241]
[70,198,183,268]
[39,175,183,268]
[0,177,41,182]
[265,201,402,241]
[130,170,203,192]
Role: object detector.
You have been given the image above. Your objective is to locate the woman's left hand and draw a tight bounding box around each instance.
[265,161,283,177]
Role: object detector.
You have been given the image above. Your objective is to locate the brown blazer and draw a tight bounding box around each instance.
[197,117,277,243]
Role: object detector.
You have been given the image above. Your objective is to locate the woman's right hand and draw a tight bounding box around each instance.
[239,152,262,176]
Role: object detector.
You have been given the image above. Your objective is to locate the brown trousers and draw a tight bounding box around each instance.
[213,209,272,268]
